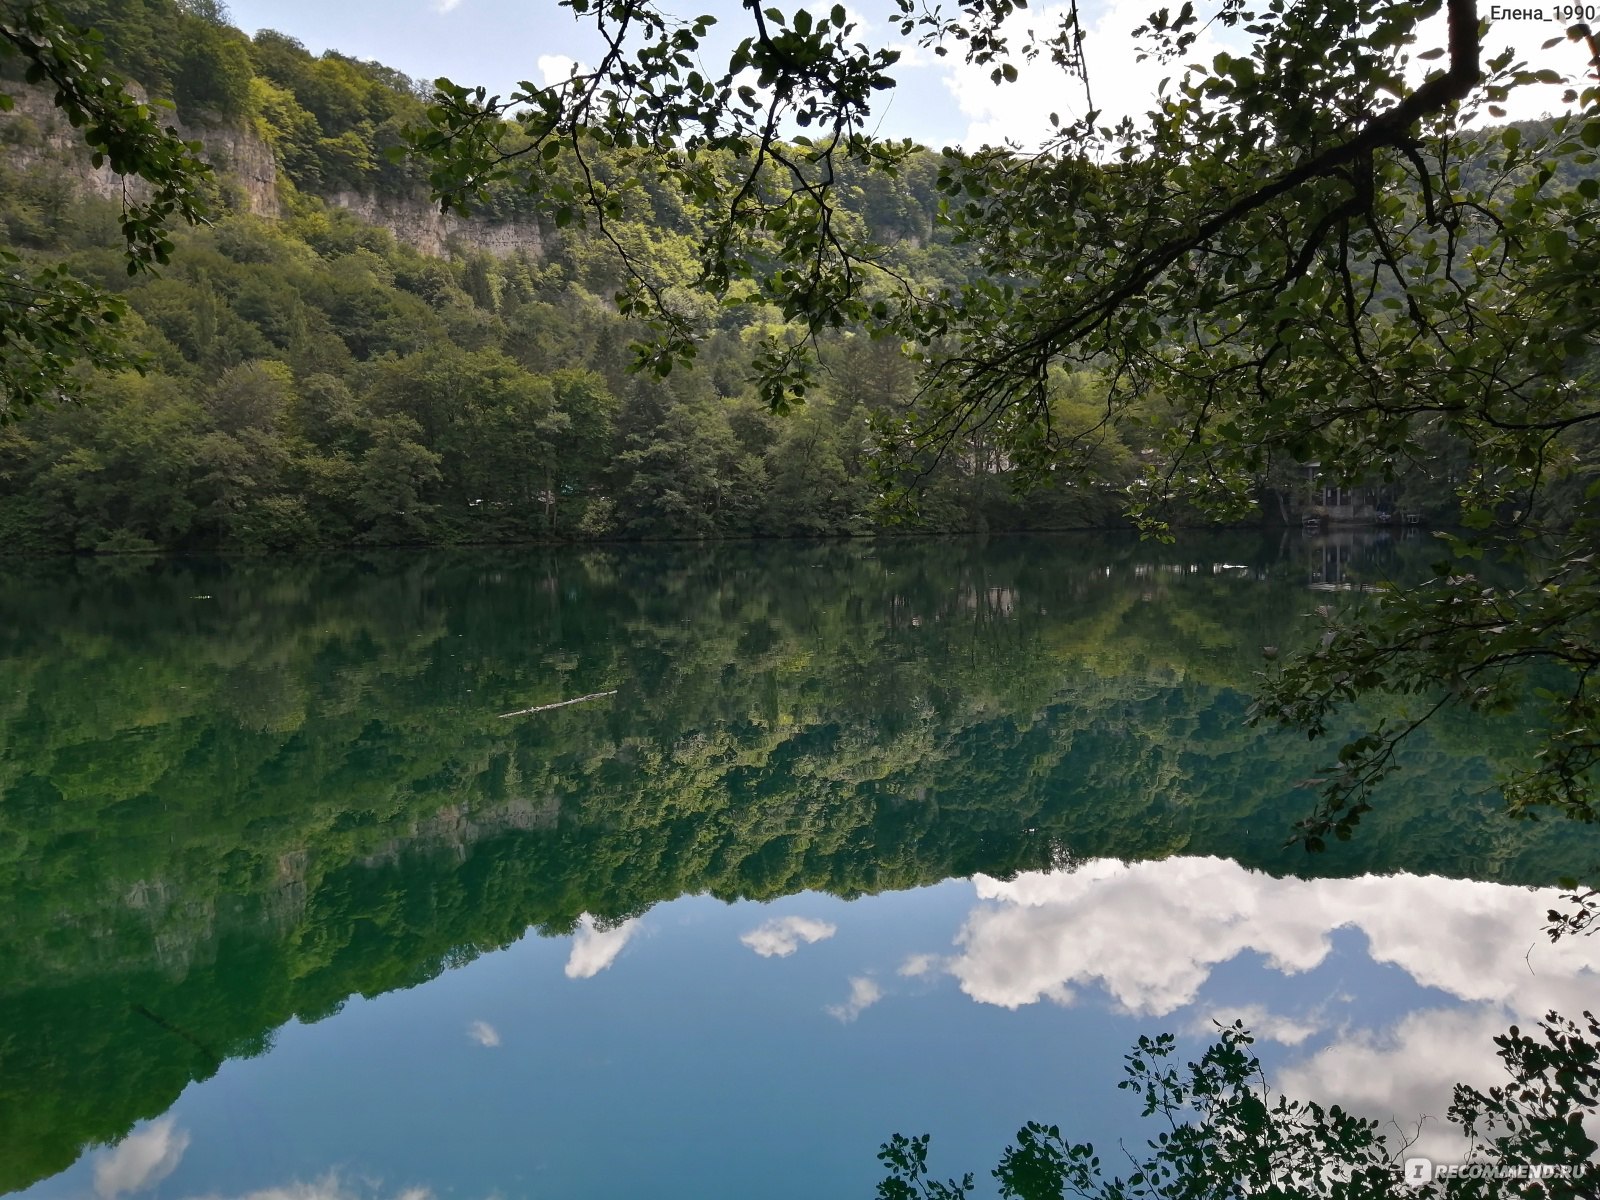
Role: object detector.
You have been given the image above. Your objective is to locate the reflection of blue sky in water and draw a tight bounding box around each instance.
[35,859,1600,1200]
[933,858,1600,1161]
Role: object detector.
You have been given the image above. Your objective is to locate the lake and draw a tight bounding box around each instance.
[3,530,1597,1199]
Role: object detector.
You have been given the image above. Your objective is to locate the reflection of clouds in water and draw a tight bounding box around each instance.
[564,914,642,979]
[1185,1004,1323,1047]
[949,859,1596,1017]
[181,1171,432,1200]
[95,1117,190,1199]
[740,915,837,958]
[827,976,883,1023]
[1280,1006,1507,1162]
[939,857,1600,1159]
[950,859,1330,1013]
[467,1020,500,1047]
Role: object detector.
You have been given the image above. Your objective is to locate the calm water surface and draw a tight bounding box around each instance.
[2,531,1596,1199]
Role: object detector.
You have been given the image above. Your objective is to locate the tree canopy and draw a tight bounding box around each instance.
[409,0,1600,841]
[0,0,211,416]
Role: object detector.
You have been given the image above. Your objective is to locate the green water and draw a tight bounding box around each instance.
[2,531,1595,1198]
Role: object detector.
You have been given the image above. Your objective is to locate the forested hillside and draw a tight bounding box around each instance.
[1,0,1571,551]
[0,0,1144,551]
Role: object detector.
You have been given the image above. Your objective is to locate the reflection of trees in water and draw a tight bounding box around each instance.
[0,535,1590,1190]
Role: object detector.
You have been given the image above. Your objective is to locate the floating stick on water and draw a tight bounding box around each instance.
[496,689,618,719]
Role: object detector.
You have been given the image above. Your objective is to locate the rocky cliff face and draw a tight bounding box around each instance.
[328,189,544,260]
[1,85,545,260]
[1,85,281,219]
[199,119,282,219]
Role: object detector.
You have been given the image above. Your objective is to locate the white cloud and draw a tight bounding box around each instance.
[898,952,943,977]
[433,0,464,13]
[938,0,1229,149]
[537,54,585,88]
[934,0,1586,150]
[827,976,884,1022]
[884,41,937,70]
[95,1118,190,1200]
[1418,7,1588,122]
[841,5,873,35]
[564,913,642,979]
[1186,1003,1323,1047]
[467,1020,500,1047]
[740,915,838,958]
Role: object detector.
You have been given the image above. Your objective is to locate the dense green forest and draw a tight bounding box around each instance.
[1,534,1592,1190]
[0,0,1121,550]
[0,0,1527,552]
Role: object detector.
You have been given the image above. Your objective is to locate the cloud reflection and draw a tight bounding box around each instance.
[95,1118,190,1199]
[935,856,1600,1159]
[564,914,642,979]
[1185,1004,1323,1047]
[948,858,1597,1017]
[1280,1006,1511,1160]
[740,915,837,958]
[949,858,1330,1013]
[827,976,883,1023]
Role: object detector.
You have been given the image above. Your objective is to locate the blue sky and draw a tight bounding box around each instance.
[224,0,1582,150]
[224,0,975,146]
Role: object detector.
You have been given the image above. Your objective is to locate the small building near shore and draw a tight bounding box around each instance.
[1300,463,1393,524]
